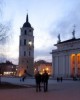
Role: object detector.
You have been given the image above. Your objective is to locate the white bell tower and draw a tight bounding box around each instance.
[18,14,34,76]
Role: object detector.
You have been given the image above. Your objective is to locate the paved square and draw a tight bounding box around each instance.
[0,79,80,100]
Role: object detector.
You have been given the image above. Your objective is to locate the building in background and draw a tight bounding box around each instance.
[51,28,80,78]
[0,61,17,76]
[34,60,52,76]
[18,14,34,76]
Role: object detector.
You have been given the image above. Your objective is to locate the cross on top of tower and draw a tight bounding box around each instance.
[23,13,31,28]
[26,14,29,22]
[26,10,29,22]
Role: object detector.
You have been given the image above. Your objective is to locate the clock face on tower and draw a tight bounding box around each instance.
[28,40,32,46]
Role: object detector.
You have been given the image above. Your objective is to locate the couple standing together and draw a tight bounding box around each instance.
[35,70,49,92]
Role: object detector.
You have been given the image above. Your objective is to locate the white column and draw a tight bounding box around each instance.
[65,55,70,77]
[52,56,55,76]
[68,55,71,77]
[57,56,59,76]
[54,56,59,77]
[75,54,78,77]
[63,55,66,77]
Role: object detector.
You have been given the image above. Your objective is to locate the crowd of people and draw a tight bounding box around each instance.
[35,70,49,92]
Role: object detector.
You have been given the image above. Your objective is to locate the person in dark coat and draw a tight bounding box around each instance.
[42,70,49,92]
[35,71,41,92]
[61,77,63,82]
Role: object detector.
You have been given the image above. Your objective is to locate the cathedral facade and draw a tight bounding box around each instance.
[52,30,80,78]
[18,14,34,76]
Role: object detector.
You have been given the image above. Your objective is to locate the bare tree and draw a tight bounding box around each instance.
[0,0,11,44]
[0,23,11,44]
[0,0,11,62]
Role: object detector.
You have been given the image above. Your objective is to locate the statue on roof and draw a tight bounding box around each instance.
[57,34,61,43]
[72,25,76,39]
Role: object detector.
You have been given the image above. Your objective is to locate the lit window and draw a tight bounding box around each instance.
[43,69,44,71]
[28,40,32,46]
[46,68,49,71]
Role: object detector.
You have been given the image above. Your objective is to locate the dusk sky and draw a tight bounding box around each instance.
[1,0,80,64]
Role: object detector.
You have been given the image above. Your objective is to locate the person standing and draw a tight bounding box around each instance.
[35,71,41,92]
[61,77,63,82]
[42,70,49,92]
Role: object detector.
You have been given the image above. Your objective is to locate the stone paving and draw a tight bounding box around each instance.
[0,77,80,100]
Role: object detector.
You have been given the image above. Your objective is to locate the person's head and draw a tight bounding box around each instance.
[44,70,47,73]
[37,71,39,74]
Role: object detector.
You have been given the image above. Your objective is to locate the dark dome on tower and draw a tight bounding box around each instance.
[23,14,31,28]
[23,22,31,28]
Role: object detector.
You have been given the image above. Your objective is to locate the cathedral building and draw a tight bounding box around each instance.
[18,14,34,76]
[52,29,80,78]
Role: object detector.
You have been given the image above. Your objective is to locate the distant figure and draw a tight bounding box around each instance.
[35,71,41,92]
[21,70,27,82]
[22,76,25,82]
[0,76,1,84]
[20,76,22,82]
[57,77,63,82]
[57,77,59,82]
[61,77,63,82]
[42,70,49,92]
[20,75,26,82]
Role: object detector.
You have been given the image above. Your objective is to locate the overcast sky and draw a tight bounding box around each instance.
[1,0,80,64]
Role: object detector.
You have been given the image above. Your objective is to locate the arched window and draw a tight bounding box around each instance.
[24,39,26,45]
[24,51,26,56]
[29,51,31,56]
[24,30,27,35]
[29,29,31,32]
